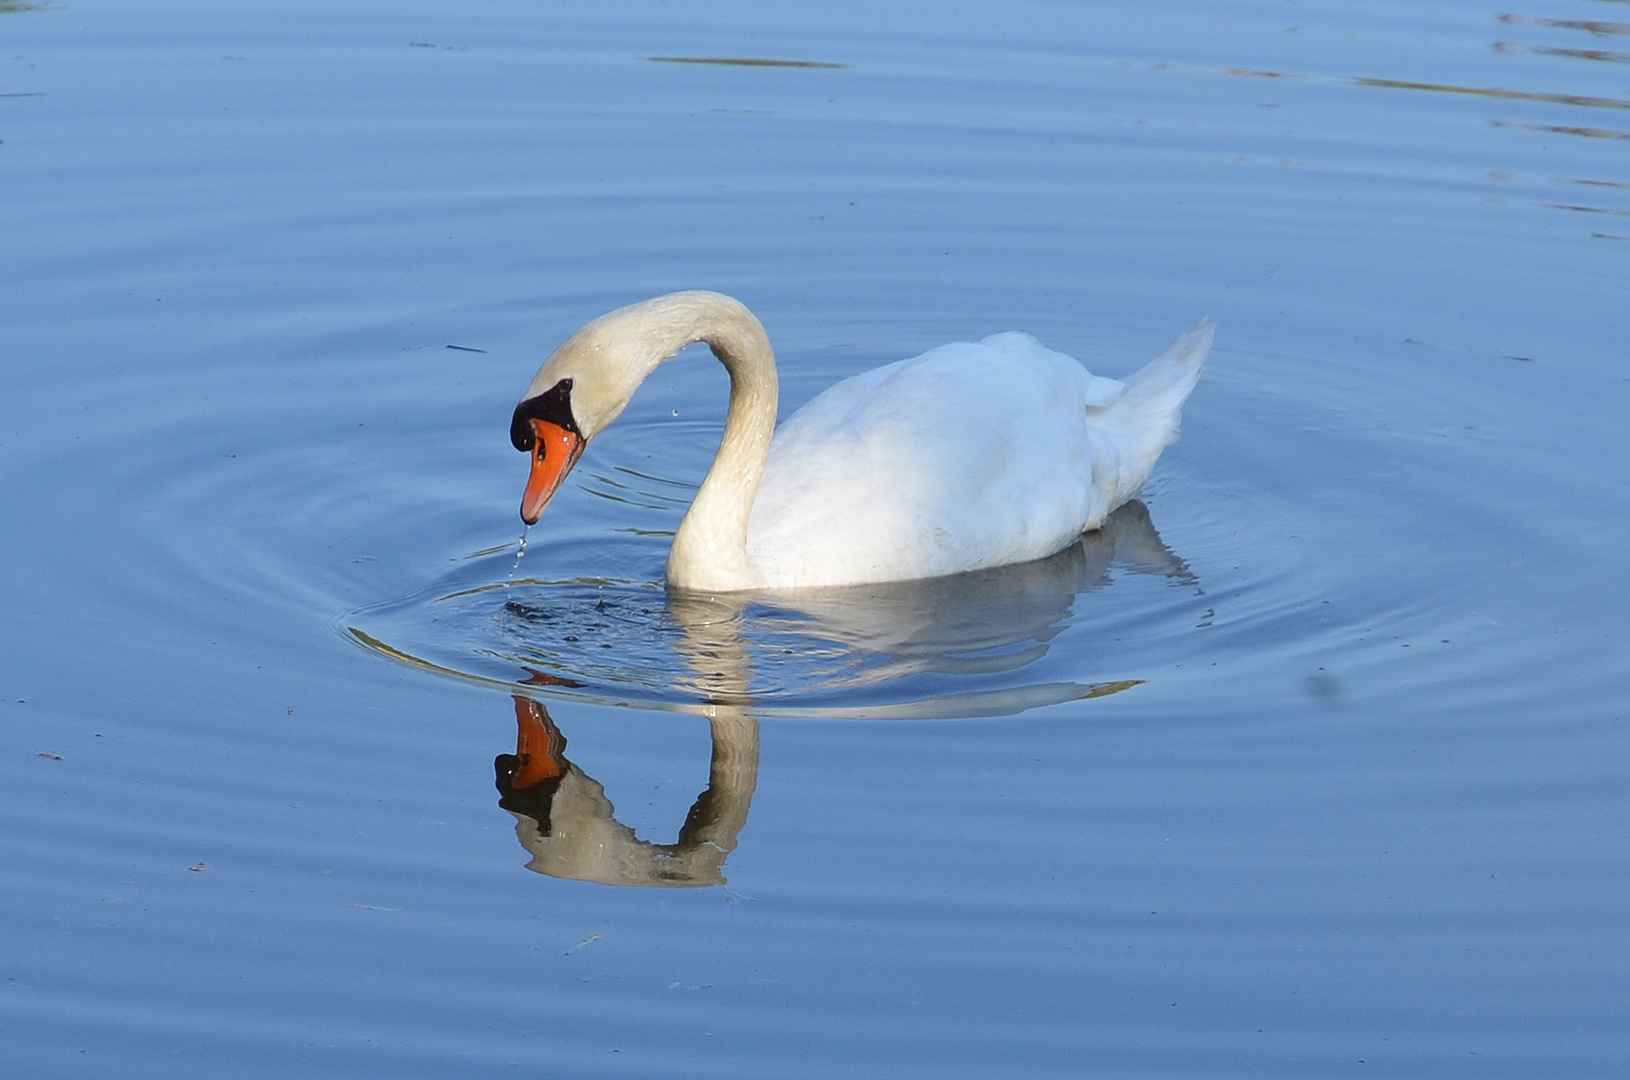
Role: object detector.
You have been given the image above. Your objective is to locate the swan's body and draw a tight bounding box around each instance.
[512,291,1210,592]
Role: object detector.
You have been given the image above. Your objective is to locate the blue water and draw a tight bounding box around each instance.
[2,0,1627,1075]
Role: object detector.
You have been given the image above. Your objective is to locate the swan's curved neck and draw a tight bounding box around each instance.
[655,296,778,592]
[529,292,779,591]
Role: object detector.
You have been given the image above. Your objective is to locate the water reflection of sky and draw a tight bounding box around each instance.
[1236,12,1630,224]
[2,1,1628,1077]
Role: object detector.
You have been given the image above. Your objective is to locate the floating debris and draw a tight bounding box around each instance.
[646,56,847,69]
[565,933,602,955]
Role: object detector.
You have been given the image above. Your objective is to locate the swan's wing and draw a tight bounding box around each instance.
[769,355,911,442]
[748,338,1101,587]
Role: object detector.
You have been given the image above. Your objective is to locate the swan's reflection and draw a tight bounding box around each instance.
[645,499,1192,718]
[491,500,1190,885]
[495,696,757,887]
[496,569,760,886]
[488,498,1192,715]
[745,499,1191,688]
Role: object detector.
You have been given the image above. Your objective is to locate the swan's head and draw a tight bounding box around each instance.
[510,302,671,524]
[510,374,586,526]
[511,292,757,525]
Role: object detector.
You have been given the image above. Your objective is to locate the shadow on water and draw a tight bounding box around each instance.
[346,500,1193,719]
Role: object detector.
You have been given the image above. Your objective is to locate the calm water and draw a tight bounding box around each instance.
[3,0,1627,1075]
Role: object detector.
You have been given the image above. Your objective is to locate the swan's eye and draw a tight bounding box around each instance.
[511,377,578,451]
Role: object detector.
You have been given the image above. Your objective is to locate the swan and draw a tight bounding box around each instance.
[511,291,1211,592]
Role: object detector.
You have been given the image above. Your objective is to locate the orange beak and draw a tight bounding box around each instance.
[520,417,585,525]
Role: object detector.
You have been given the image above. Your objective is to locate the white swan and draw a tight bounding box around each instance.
[512,291,1211,592]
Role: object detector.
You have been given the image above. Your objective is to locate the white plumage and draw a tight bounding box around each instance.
[513,292,1211,592]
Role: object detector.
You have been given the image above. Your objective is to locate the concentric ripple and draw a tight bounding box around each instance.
[344,500,1208,719]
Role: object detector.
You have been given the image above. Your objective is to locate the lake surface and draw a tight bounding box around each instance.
[2,0,1627,1075]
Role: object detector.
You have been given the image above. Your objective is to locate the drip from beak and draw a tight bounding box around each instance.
[520,417,585,525]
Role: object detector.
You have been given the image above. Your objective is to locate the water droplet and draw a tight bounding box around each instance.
[509,525,530,580]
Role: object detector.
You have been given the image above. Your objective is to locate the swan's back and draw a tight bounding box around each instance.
[747,333,1116,588]
[744,325,1210,589]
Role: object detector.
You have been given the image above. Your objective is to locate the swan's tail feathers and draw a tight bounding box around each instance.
[1091,318,1212,449]
[1083,319,1212,518]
